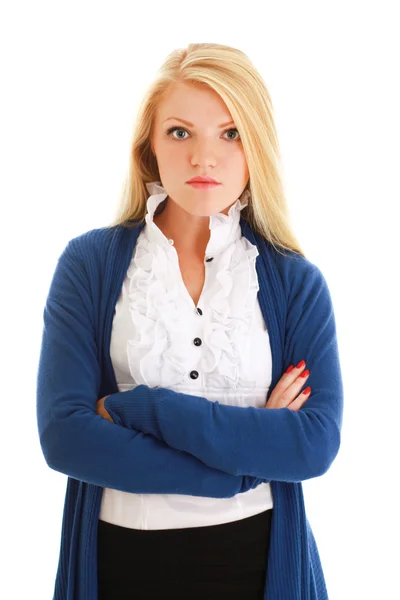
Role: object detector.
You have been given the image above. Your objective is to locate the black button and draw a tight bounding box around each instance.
[193,337,202,346]
[196,307,203,315]
[190,370,199,379]
[205,257,214,262]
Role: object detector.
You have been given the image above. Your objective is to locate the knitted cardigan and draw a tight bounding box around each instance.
[36,216,344,599]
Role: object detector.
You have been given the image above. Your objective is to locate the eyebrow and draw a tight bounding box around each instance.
[163,117,235,128]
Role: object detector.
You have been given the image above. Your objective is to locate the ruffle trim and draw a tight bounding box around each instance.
[125,233,260,391]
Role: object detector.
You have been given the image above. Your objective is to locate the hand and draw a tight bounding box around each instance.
[96,395,114,423]
[265,360,311,411]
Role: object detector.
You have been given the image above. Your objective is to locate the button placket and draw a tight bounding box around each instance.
[190,312,203,379]
[190,261,208,378]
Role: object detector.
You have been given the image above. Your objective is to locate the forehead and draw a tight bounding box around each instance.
[155,82,231,123]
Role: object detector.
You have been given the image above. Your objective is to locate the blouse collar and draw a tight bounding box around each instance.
[144,181,250,258]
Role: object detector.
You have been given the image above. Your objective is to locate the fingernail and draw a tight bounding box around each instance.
[300,369,310,378]
[296,360,306,369]
[285,365,294,374]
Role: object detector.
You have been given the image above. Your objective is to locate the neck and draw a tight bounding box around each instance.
[153,198,213,258]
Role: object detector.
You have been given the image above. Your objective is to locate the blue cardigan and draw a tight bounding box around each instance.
[36,216,344,599]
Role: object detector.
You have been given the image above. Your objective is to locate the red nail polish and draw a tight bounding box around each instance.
[303,386,311,394]
[296,360,306,369]
[285,365,294,374]
[300,369,310,378]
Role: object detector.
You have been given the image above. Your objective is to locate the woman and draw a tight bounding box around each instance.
[36,43,344,599]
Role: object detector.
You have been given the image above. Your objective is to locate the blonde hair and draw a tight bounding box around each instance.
[108,43,306,258]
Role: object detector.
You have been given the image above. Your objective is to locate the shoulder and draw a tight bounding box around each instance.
[240,217,323,299]
[64,224,124,258]
[62,222,143,268]
[273,246,322,283]
[270,246,333,317]
[246,224,329,307]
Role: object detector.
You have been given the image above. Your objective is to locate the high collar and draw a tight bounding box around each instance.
[144,181,250,258]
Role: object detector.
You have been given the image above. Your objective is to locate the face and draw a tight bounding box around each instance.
[150,82,250,217]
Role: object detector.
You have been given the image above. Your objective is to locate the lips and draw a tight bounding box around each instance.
[187,176,220,184]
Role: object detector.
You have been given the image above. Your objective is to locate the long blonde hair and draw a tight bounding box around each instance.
[108,43,306,258]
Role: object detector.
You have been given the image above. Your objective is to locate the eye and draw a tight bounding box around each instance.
[224,128,241,141]
[166,127,189,140]
[166,126,241,141]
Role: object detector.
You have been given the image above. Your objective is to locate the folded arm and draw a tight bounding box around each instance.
[105,261,344,483]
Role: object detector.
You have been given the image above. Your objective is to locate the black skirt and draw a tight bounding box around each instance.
[97,508,273,600]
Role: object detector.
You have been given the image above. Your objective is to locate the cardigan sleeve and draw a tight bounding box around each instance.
[104,260,344,482]
[36,241,264,496]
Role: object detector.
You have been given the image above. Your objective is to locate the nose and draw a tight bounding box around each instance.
[190,139,218,168]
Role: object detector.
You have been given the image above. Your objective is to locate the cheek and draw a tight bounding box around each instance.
[159,145,185,166]
[237,150,249,175]
[228,150,248,173]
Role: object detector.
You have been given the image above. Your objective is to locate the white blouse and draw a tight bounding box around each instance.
[99,181,274,530]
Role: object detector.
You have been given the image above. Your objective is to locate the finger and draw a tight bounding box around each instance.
[282,370,310,406]
[271,363,308,407]
[289,387,312,411]
[266,361,308,409]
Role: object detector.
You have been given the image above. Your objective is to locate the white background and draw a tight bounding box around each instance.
[1,1,399,598]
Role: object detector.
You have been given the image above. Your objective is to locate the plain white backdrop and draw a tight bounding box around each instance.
[1,1,399,598]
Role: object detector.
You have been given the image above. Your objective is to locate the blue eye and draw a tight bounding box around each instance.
[166,126,241,141]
